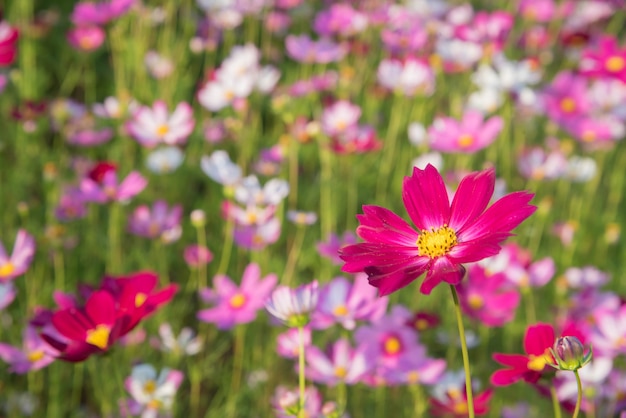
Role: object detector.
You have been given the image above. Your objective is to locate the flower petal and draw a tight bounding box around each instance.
[402,164,450,231]
[449,168,495,231]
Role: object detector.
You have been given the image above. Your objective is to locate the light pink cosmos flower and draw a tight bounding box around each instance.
[0,282,16,310]
[126,100,194,147]
[456,264,520,327]
[321,100,361,137]
[340,164,536,296]
[427,110,503,153]
[183,244,213,268]
[377,57,435,96]
[591,305,626,358]
[454,10,513,55]
[272,385,322,418]
[0,325,59,373]
[0,230,35,282]
[79,163,147,204]
[127,200,182,242]
[197,263,277,330]
[313,3,368,37]
[518,0,556,22]
[305,338,371,386]
[276,326,311,359]
[311,274,388,330]
[265,281,319,328]
[124,363,183,418]
[381,344,447,386]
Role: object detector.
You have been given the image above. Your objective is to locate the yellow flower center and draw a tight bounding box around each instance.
[27,350,45,362]
[457,133,474,148]
[453,402,469,415]
[144,379,157,394]
[383,336,402,355]
[86,324,111,350]
[0,262,15,277]
[407,371,420,384]
[468,294,484,310]
[605,55,625,73]
[415,319,429,331]
[156,124,169,136]
[334,366,347,379]
[333,305,348,317]
[559,97,576,113]
[582,130,596,142]
[527,348,552,371]
[417,226,458,258]
[229,293,247,309]
[135,293,147,308]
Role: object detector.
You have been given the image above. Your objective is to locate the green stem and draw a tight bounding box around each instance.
[196,225,208,291]
[551,383,563,418]
[298,325,306,418]
[522,285,537,324]
[573,370,582,418]
[217,217,235,274]
[449,284,475,418]
[108,203,122,274]
[319,142,334,242]
[410,383,425,417]
[283,226,306,286]
[375,96,405,202]
[289,139,300,208]
[337,380,347,415]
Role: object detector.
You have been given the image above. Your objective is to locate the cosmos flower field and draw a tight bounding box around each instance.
[1,0,626,417]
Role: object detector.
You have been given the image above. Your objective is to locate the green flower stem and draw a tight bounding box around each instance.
[217,217,235,274]
[319,142,335,241]
[410,383,426,416]
[375,96,405,203]
[108,203,122,274]
[283,226,306,286]
[573,370,582,418]
[298,325,306,418]
[522,285,537,324]
[337,380,347,415]
[190,366,202,417]
[196,225,208,291]
[449,284,475,418]
[551,384,563,418]
[289,139,300,208]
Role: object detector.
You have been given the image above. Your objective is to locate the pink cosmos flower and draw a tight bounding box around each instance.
[430,371,494,417]
[317,231,358,265]
[541,71,591,125]
[377,58,435,97]
[590,304,626,358]
[427,110,503,153]
[66,26,106,52]
[313,4,367,37]
[340,164,536,296]
[518,0,556,22]
[79,162,147,204]
[455,264,520,327]
[381,345,447,386]
[71,0,135,26]
[311,274,388,330]
[183,245,213,268]
[272,386,322,418]
[0,325,59,373]
[0,20,19,67]
[285,34,347,64]
[305,338,371,386]
[0,229,35,282]
[127,200,182,242]
[321,100,361,137]
[197,263,277,330]
[454,10,513,55]
[265,281,319,327]
[580,36,626,83]
[126,100,195,148]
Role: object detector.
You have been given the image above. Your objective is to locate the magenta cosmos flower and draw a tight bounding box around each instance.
[340,164,536,296]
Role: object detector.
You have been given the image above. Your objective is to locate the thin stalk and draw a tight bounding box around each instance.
[283,226,306,286]
[108,203,122,274]
[410,383,425,416]
[337,380,347,415]
[449,284,474,418]
[289,139,300,208]
[298,325,306,418]
[375,96,405,203]
[196,225,208,290]
[522,285,537,324]
[551,384,563,418]
[319,142,334,241]
[217,216,235,274]
[573,370,582,418]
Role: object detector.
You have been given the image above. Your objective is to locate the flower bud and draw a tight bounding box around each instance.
[550,336,592,371]
[190,209,206,228]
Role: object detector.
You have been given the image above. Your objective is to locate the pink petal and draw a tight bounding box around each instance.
[449,168,495,231]
[402,164,450,231]
[356,206,419,246]
[524,323,555,355]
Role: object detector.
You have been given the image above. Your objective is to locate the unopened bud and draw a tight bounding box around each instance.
[550,336,592,371]
[190,210,206,228]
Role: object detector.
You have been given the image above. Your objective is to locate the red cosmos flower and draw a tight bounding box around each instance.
[340,164,536,296]
[40,271,177,362]
[491,322,586,386]
[490,322,555,386]
[0,20,19,67]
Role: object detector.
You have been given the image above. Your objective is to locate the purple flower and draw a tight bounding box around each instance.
[381,345,446,385]
[0,229,35,282]
[127,200,182,242]
[71,0,135,26]
[285,34,347,64]
[197,263,277,330]
[0,325,59,373]
[317,231,358,265]
[306,338,372,386]
[311,274,388,330]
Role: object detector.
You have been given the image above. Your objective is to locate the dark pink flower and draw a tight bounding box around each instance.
[0,20,19,67]
[340,164,536,296]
